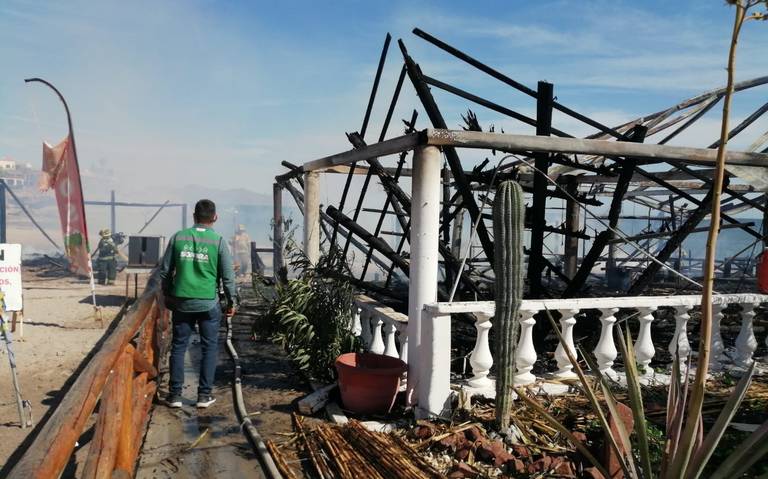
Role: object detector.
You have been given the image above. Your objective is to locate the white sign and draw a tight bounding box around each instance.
[0,244,23,311]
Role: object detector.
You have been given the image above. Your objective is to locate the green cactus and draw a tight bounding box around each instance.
[493,180,525,431]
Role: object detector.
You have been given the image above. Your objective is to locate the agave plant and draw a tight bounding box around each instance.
[515,308,768,479]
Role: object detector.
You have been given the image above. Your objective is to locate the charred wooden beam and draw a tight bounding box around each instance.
[610,220,753,244]
[360,106,416,279]
[400,40,496,265]
[563,175,580,279]
[606,126,647,279]
[342,55,405,260]
[412,28,629,140]
[628,186,718,294]
[281,178,391,272]
[528,81,554,297]
[562,231,611,298]
[328,205,410,276]
[332,33,392,249]
[422,74,571,138]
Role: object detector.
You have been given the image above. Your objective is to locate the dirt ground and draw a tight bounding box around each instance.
[0,260,146,469]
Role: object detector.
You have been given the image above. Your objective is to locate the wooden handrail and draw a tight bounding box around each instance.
[7,270,168,479]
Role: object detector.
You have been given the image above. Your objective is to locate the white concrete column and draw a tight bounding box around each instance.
[467,311,493,391]
[383,320,399,358]
[594,308,619,377]
[670,305,691,364]
[303,171,321,265]
[634,307,657,376]
[407,145,446,417]
[514,310,538,385]
[554,309,579,379]
[734,303,757,369]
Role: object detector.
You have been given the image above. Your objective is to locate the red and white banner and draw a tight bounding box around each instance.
[39,136,92,276]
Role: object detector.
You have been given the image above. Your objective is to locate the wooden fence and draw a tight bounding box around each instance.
[7,270,170,478]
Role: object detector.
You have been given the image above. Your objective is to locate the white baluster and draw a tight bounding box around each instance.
[709,303,725,370]
[369,314,385,355]
[515,310,537,385]
[351,305,362,336]
[383,320,399,358]
[397,324,409,364]
[734,303,757,369]
[554,309,579,379]
[634,307,657,376]
[468,311,493,390]
[669,306,691,365]
[594,308,619,378]
[360,309,372,349]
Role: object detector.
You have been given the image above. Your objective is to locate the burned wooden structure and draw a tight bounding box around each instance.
[274,30,768,303]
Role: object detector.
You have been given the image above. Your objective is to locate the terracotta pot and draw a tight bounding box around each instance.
[335,352,406,414]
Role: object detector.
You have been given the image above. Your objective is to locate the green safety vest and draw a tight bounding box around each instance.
[171,226,221,299]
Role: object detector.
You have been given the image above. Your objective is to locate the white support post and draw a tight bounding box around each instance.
[370,314,385,355]
[734,303,757,370]
[594,308,619,377]
[670,306,691,365]
[467,311,493,392]
[554,309,579,379]
[514,310,537,385]
[303,171,320,265]
[634,307,657,376]
[408,145,447,417]
[397,324,409,364]
[709,303,726,370]
[383,320,399,358]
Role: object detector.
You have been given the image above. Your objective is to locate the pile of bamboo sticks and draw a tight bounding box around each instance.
[286,414,444,479]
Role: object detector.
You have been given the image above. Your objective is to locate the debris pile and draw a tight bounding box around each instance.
[274,414,443,478]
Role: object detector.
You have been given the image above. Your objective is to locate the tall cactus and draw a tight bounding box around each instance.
[493,180,525,430]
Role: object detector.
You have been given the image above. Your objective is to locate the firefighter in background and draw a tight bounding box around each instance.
[93,229,126,285]
[232,224,251,277]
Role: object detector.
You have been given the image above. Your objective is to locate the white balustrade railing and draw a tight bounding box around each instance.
[421,293,768,399]
[349,293,768,415]
[353,295,408,365]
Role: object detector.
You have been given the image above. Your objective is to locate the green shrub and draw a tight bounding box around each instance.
[267,248,359,382]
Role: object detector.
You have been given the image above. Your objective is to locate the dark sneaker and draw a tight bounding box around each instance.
[166,394,183,408]
[196,395,216,408]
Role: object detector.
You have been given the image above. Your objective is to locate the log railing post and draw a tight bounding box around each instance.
[114,344,135,476]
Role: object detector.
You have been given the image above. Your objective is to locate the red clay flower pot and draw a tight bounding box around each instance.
[335,352,407,415]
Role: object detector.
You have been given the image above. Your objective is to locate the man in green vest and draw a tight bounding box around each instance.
[159,199,236,408]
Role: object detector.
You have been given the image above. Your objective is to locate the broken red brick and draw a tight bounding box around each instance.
[603,401,635,479]
[511,444,531,458]
[475,439,514,467]
[463,425,484,443]
[447,462,479,479]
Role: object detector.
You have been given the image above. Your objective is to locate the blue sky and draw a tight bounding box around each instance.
[1,0,767,201]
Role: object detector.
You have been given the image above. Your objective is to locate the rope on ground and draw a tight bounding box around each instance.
[224,314,284,479]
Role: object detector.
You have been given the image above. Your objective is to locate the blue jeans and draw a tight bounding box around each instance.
[169,306,221,396]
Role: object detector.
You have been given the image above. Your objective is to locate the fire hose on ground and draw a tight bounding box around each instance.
[224,314,283,479]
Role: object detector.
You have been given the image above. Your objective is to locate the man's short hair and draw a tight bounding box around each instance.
[194,199,216,222]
